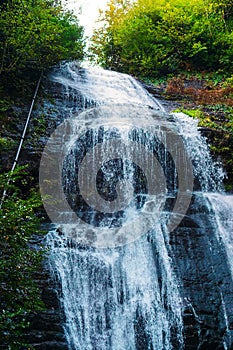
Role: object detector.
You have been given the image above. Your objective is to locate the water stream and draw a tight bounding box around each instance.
[41,62,233,349]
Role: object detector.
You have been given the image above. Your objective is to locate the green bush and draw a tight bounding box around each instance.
[0,167,45,348]
[0,0,85,76]
[91,0,233,77]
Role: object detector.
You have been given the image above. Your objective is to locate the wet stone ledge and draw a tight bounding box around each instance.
[25,234,68,350]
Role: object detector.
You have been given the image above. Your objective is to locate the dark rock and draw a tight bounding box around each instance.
[169,193,233,349]
[30,341,69,350]
[26,232,67,349]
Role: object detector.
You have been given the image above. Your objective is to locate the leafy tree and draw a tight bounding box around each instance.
[91,0,233,77]
[90,0,131,70]
[0,0,85,76]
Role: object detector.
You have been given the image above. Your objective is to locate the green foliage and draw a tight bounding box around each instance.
[0,167,45,348]
[91,0,233,77]
[0,0,85,76]
[0,136,14,149]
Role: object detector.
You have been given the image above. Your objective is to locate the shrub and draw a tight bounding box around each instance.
[91,0,233,77]
[0,167,45,348]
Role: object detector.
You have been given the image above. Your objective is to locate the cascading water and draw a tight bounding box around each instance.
[205,194,233,277]
[47,225,183,350]
[40,62,233,349]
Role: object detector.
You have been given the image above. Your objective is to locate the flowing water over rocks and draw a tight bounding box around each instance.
[38,62,233,350]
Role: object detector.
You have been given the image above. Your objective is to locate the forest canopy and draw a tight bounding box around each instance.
[90,0,233,77]
[0,0,85,76]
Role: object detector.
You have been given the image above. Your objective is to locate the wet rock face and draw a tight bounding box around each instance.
[25,234,68,350]
[169,194,233,349]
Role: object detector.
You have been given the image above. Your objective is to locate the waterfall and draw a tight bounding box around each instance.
[205,194,233,278]
[40,62,233,349]
[47,226,183,350]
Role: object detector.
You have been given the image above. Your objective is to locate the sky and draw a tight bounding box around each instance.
[63,0,109,37]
